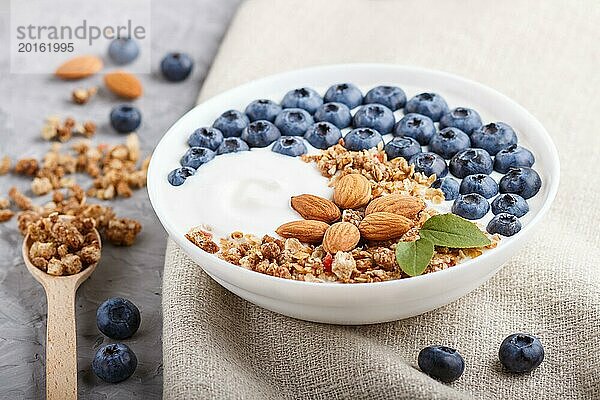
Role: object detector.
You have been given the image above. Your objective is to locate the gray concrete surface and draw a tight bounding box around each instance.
[0,0,241,398]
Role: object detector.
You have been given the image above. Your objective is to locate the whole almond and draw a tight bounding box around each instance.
[365,194,425,219]
[104,71,143,99]
[322,222,360,254]
[359,212,413,241]
[276,220,329,243]
[291,194,340,223]
[55,56,103,80]
[333,174,372,209]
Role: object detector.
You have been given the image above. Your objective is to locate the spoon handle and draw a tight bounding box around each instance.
[45,281,78,400]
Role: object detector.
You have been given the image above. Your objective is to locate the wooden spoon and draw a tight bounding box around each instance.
[22,216,101,400]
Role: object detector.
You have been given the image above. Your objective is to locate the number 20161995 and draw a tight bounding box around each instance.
[17,42,74,53]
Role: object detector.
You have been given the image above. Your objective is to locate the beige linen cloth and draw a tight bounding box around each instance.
[163,1,600,398]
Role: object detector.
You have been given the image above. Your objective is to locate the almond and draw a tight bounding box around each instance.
[359,211,413,241]
[322,222,360,253]
[55,56,103,80]
[275,220,329,243]
[291,194,341,223]
[333,173,372,209]
[365,194,425,219]
[104,71,143,99]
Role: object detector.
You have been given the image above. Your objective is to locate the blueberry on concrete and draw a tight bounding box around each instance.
[212,110,250,138]
[384,137,422,160]
[180,147,216,169]
[216,137,250,155]
[187,127,223,151]
[96,297,141,340]
[418,345,465,383]
[110,104,142,133]
[160,52,193,82]
[409,152,448,178]
[314,102,352,128]
[429,127,471,159]
[304,122,342,149]
[393,113,436,145]
[108,38,139,65]
[245,99,282,122]
[494,144,535,173]
[272,136,307,157]
[352,103,395,134]
[439,107,483,135]
[498,167,542,199]
[459,174,498,199]
[167,167,195,186]
[491,193,529,217]
[274,108,314,136]
[471,122,518,155]
[449,148,493,178]
[364,85,407,111]
[281,87,323,114]
[92,343,137,383]
[405,92,449,122]
[241,120,281,148]
[487,213,522,236]
[498,333,544,373]
[344,128,383,151]
[432,177,460,200]
[452,193,490,220]
[323,83,363,109]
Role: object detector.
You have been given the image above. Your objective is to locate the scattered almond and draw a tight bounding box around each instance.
[104,71,143,99]
[365,194,425,220]
[359,211,413,241]
[291,194,340,223]
[55,56,103,80]
[322,222,361,254]
[333,173,372,209]
[275,220,329,243]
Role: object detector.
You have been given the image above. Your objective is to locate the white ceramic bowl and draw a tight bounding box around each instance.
[148,64,559,324]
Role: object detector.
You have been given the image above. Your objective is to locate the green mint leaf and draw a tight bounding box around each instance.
[420,213,491,248]
[395,237,434,277]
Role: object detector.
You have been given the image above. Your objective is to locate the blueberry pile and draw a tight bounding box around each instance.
[168,84,542,236]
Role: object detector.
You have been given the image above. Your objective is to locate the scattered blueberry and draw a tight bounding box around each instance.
[314,102,352,128]
[160,52,193,82]
[405,92,449,122]
[304,122,342,149]
[429,127,471,159]
[245,99,282,122]
[491,193,529,217]
[216,137,250,155]
[499,167,542,199]
[212,110,250,138]
[187,127,223,151]
[96,297,141,340]
[393,113,436,145]
[180,147,216,169]
[384,137,421,160]
[432,177,460,200]
[439,107,482,135]
[110,104,141,133]
[241,120,281,148]
[281,87,323,114]
[352,103,395,134]
[418,345,465,383]
[323,83,363,109]
[459,174,498,199]
[409,152,448,178]
[274,108,314,136]
[167,167,195,186]
[494,144,535,173]
[108,38,139,65]
[449,148,493,178]
[272,136,307,157]
[344,128,383,151]
[471,122,518,155]
[363,85,406,111]
[92,343,137,383]
[487,213,522,236]
[498,333,544,373]
[452,193,490,220]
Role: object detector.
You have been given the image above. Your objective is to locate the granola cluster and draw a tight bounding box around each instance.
[71,87,98,105]
[41,116,96,142]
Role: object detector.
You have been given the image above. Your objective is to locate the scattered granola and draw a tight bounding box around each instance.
[185,226,219,254]
[0,156,10,175]
[41,116,96,142]
[72,87,98,105]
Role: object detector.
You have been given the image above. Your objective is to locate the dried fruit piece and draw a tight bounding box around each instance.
[104,71,143,99]
[55,56,103,80]
[322,222,360,254]
[365,194,425,219]
[333,173,372,209]
[275,220,329,243]
[359,211,413,241]
[291,194,340,223]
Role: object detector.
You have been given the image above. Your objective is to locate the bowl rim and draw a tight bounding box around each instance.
[148,63,560,290]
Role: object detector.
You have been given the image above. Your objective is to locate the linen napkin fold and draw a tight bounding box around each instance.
[163,0,600,398]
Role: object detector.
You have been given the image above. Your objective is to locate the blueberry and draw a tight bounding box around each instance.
[344,128,383,151]
[110,104,141,133]
[241,120,281,148]
[245,99,282,122]
[108,38,139,65]
[96,297,141,340]
[393,113,436,145]
[494,144,535,173]
[459,174,498,199]
[314,102,352,128]
[323,83,363,109]
[384,137,421,160]
[499,333,544,373]
[92,343,137,383]
[499,167,542,199]
[272,136,307,157]
[216,137,250,155]
[187,127,223,151]
[180,147,216,169]
[491,193,529,217]
[487,213,522,236]
[281,87,323,114]
[304,122,342,149]
[409,152,448,178]
[418,345,465,383]
[160,52,193,82]
[212,110,250,138]
[352,103,395,134]
[452,194,489,220]
[274,108,314,136]
[432,177,460,200]
[405,92,449,122]
[429,127,471,159]
[167,167,194,186]
[471,122,518,155]
[449,148,493,178]
[364,85,406,111]
[439,107,483,135]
